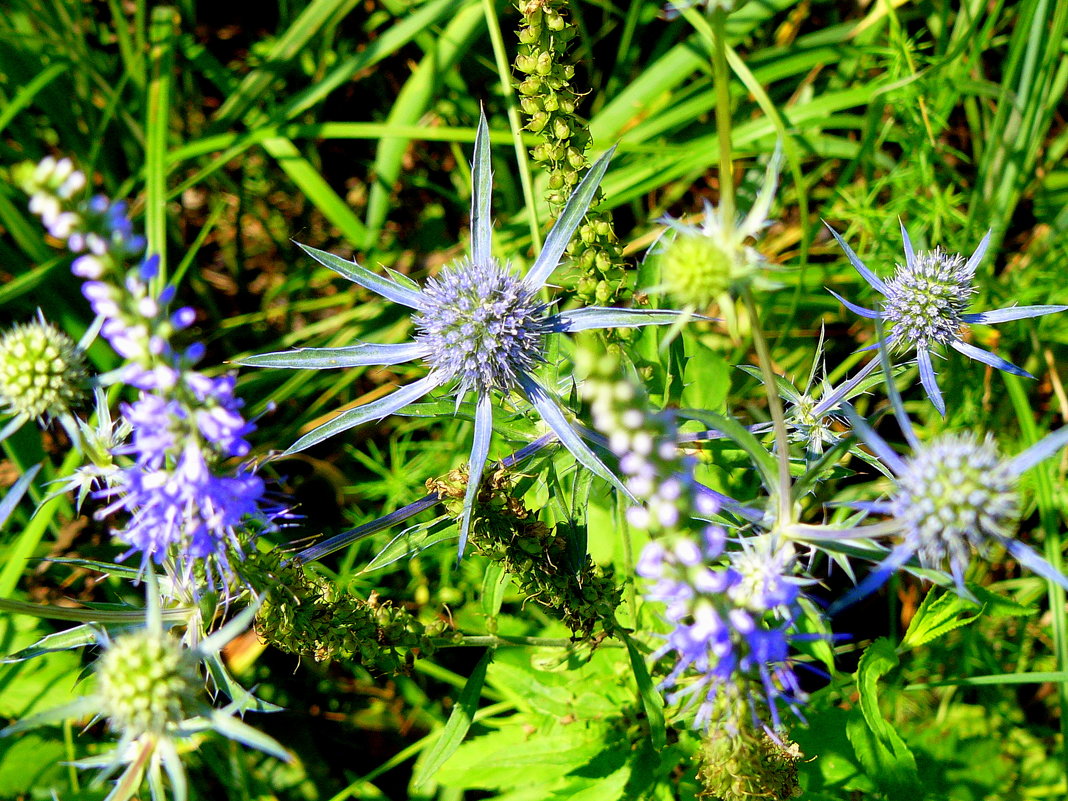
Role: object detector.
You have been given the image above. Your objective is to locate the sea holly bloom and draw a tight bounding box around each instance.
[830,407,1068,606]
[240,112,689,554]
[657,150,780,311]
[804,339,1068,608]
[826,222,1067,415]
[0,584,288,801]
[0,313,89,437]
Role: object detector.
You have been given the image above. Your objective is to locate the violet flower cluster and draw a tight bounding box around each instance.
[581,349,806,733]
[19,158,272,588]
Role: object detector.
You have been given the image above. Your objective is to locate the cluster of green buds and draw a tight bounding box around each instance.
[249,551,445,673]
[697,690,803,801]
[428,465,622,638]
[0,315,89,424]
[514,0,627,306]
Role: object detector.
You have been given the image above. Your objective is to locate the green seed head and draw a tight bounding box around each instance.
[661,220,762,308]
[0,319,89,420]
[96,629,198,738]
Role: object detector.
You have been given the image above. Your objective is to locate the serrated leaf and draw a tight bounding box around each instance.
[850,638,921,796]
[901,589,982,649]
[413,647,493,788]
[966,583,1037,618]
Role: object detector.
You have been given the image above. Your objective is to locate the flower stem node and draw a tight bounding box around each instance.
[0,317,89,420]
[96,629,198,739]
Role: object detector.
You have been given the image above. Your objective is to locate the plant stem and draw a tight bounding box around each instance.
[434,634,589,648]
[742,287,793,526]
[710,8,734,224]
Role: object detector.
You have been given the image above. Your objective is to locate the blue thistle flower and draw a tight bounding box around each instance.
[240,112,690,555]
[809,336,1068,609]
[826,222,1067,415]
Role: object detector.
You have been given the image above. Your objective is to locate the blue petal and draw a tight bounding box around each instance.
[1007,426,1068,476]
[525,147,615,289]
[899,219,915,269]
[517,374,635,502]
[828,544,913,615]
[963,305,1068,325]
[823,222,889,296]
[840,403,906,474]
[284,374,442,455]
[812,357,880,417]
[916,348,945,416]
[296,495,442,564]
[0,463,41,531]
[962,229,992,275]
[458,393,494,560]
[470,111,493,266]
[296,242,427,310]
[876,326,920,449]
[238,341,428,370]
[827,288,882,319]
[999,536,1068,591]
[548,307,699,332]
[948,338,1033,378]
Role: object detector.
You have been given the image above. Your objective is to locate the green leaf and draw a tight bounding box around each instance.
[682,349,731,412]
[2,622,99,662]
[0,733,66,796]
[849,638,921,796]
[481,563,508,620]
[413,647,493,788]
[901,589,983,650]
[622,633,666,751]
[359,516,455,573]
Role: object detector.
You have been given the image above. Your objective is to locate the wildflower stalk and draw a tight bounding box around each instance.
[710,7,735,224]
[742,287,793,526]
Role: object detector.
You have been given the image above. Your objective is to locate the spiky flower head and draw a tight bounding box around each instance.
[413,257,549,395]
[96,628,198,738]
[882,247,975,349]
[0,318,88,420]
[656,151,780,308]
[892,432,1017,579]
[659,202,765,308]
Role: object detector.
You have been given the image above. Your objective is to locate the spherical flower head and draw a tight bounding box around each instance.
[0,319,89,420]
[659,209,763,308]
[882,247,975,349]
[892,432,1018,576]
[413,258,548,394]
[96,628,198,738]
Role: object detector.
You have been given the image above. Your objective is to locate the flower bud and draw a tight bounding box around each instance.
[0,319,89,420]
[96,629,198,738]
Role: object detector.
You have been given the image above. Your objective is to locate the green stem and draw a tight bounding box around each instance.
[710,8,734,224]
[742,287,792,526]
[1004,372,1068,778]
[433,634,595,648]
[481,0,542,252]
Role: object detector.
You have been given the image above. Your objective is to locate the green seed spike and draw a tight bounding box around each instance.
[513,0,628,309]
